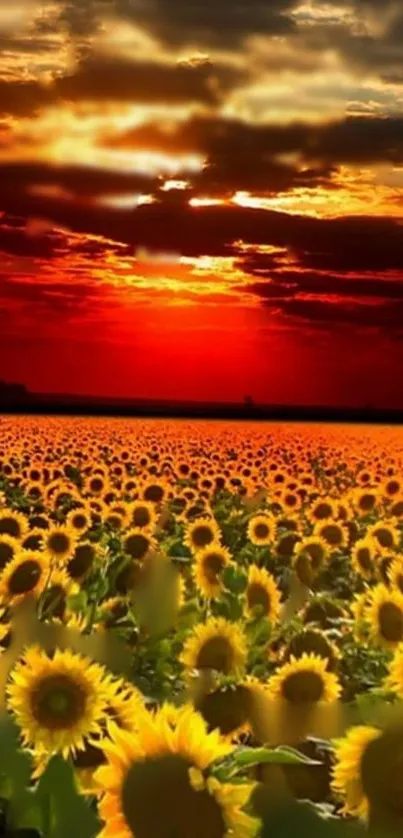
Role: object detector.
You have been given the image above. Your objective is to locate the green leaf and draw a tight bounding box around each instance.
[232,745,321,768]
[34,755,100,838]
[222,565,248,594]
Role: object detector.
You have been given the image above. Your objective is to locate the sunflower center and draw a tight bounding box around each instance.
[196,686,251,735]
[72,514,87,529]
[253,523,270,540]
[90,478,104,493]
[48,533,70,554]
[121,754,226,838]
[357,548,372,571]
[314,503,332,520]
[247,582,270,614]
[359,494,376,511]
[320,525,342,547]
[68,544,95,578]
[285,631,334,667]
[361,728,403,815]
[124,534,150,560]
[203,553,225,585]
[378,602,403,643]
[281,671,324,703]
[192,526,214,548]
[0,542,14,569]
[374,528,394,548]
[0,517,20,538]
[30,673,87,730]
[196,636,234,674]
[132,508,151,527]
[144,485,164,503]
[8,559,42,595]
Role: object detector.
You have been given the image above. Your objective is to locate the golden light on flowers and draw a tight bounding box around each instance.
[0,550,50,604]
[181,618,247,676]
[266,654,341,705]
[185,517,221,554]
[0,509,29,540]
[193,543,232,599]
[364,584,403,649]
[93,705,257,838]
[6,646,112,758]
[245,565,281,622]
[351,537,377,579]
[141,478,169,506]
[331,726,381,819]
[247,514,275,546]
[44,525,78,564]
[308,498,337,524]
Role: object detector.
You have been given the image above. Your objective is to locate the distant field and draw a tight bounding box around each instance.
[1,416,403,837]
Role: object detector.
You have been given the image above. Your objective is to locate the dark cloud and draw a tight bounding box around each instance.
[54,54,240,106]
[0,162,158,197]
[1,184,403,273]
[0,79,53,117]
[111,0,297,48]
[104,114,403,173]
[275,296,403,334]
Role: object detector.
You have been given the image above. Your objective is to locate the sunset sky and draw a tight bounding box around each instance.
[1,0,403,406]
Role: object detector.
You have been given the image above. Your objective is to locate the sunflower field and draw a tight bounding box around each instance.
[1,416,403,838]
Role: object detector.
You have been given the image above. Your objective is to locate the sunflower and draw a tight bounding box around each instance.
[122,529,154,561]
[308,498,337,525]
[185,518,221,554]
[265,654,341,705]
[364,584,403,649]
[193,677,264,740]
[368,521,399,552]
[193,543,232,599]
[140,478,170,506]
[245,565,281,623]
[181,618,247,677]
[66,507,92,534]
[0,550,50,605]
[353,489,379,517]
[390,496,403,519]
[67,541,98,580]
[384,644,403,698]
[70,679,146,794]
[84,473,110,497]
[130,501,158,530]
[247,514,275,546]
[295,536,329,573]
[6,646,112,758]
[302,596,347,630]
[388,558,403,594]
[314,520,347,551]
[93,705,257,838]
[281,628,340,672]
[0,509,29,540]
[21,528,45,552]
[331,726,381,819]
[39,568,79,619]
[0,534,19,570]
[351,537,377,580]
[44,525,78,564]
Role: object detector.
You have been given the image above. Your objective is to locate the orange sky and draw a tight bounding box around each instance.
[0,0,403,406]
